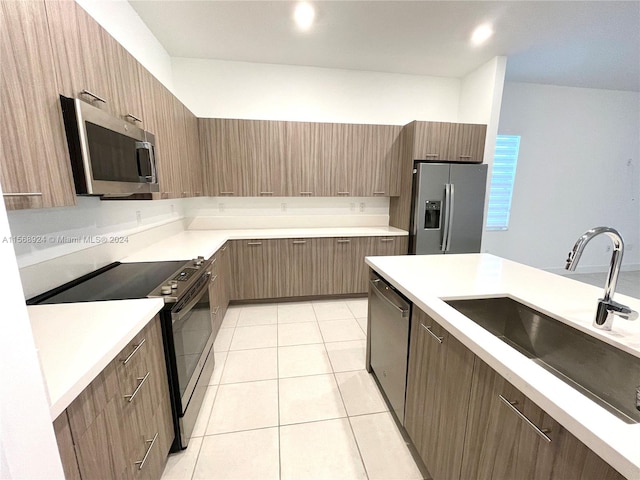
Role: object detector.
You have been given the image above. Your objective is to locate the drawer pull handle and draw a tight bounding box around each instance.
[337,239,351,244]
[300,191,313,195]
[260,192,273,195]
[3,192,43,197]
[247,242,262,246]
[373,191,386,195]
[135,432,158,470]
[337,191,350,195]
[380,238,394,242]
[425,153,438,157]
[292,240,306,244]
[221,245,227,251]
[80,89,106,103]
[211,257,217,264]
[421,324,443,343]
[458,155,472,159]
[212,306,220,315]
[220,191,235,195]
[210,274,218,284]
[498,395,552,443]
[125,113,142,123]
[122,338,146,365]
[124,371,150,403]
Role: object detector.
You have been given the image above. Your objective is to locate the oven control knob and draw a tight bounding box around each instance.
[170,281,178,289]
[195,260,203,267]
[161,285,172,295]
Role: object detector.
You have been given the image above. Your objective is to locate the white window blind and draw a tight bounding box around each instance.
[486,135,520,231]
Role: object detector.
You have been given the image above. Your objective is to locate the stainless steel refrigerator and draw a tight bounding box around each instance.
[409,162,488,254]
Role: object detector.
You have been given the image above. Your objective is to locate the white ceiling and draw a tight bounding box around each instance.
[128,1,640,92]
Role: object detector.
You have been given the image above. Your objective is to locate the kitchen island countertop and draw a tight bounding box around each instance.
[365,253,640,479]
[28,298,164,420]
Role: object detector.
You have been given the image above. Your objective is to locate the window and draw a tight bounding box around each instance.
[486,135,520,231]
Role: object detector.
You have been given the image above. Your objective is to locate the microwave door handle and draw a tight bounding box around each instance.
[136,141,157,184]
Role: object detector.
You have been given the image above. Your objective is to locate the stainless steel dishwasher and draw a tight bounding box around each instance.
[366,270,412,424]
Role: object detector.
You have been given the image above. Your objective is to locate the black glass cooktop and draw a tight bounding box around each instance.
[28,261,187,305]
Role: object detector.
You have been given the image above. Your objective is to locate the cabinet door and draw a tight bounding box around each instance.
[412,122,452,161]
[330,237,375,294]
[277,238,318,297]
[286,122,328,196]
[461,359,625,480]
[230,239,280,300]
[1,0,75,210]
[45,0,113,112]
[373,236,408,256]
[325,123,364,196]
[448,123,487,163]
[185,107,203,196]
[405,308,476,480]
[359,124,401,196]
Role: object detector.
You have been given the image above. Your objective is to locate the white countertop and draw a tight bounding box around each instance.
[365,253,640,479]
[121,226,407,262]
[28,298,164,420]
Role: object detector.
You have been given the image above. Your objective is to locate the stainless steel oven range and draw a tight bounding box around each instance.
[28,256,215,452]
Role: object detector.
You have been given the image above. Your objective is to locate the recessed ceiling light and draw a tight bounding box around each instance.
[471,24,493,46]
[294,2,315,31]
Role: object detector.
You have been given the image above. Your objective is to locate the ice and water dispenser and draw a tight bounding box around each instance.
[424,200,441,229]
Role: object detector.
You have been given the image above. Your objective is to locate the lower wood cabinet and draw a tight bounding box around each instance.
[53,315,173,480]
[210,242,231,338]
[229,235,408,301]
[404,307,625,480]
[404,307,475,480]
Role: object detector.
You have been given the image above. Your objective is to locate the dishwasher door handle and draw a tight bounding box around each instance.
[370,279,410,317]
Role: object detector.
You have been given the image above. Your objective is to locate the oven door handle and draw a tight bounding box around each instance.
[171,271,211,322]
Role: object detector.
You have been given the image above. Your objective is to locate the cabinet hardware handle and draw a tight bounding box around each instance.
[300,191,313,195]
[380,238,394,242]
[247,242,262,246]
[421,324,443,343]
[211,257,217,264]
[80,89,106,103]
[498,395,552,443]
[425,153,438,157]
[373,191,386,195]
[260,192,273,195]
[337,239,351,243]
[135,432,158,470]
[124,371,150,403]
[122,338,146,365]
[221,245,227,251]
[292,240,306,244]
[3,192,43,197]
[337,191,350,195]
[220,191,235,195]
[125,113,142,123]
[212,306,220,315]
[458,155,472,159]
[210,274,218,284]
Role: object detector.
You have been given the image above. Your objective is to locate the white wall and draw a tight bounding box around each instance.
[75,0,174,90]
[172,58,461,124]
[0,185,65,479]
[484,82,640,272]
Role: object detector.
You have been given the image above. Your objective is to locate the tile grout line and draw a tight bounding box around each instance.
[317,304,371,480]
[276,303,283,480]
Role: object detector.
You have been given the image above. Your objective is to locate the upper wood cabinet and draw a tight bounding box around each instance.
[1,0,75,210]
[407,121,487,163]
[199,118,401,197]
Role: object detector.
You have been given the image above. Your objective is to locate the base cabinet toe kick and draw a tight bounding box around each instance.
[366,279,628,480]
[53,315,174,480]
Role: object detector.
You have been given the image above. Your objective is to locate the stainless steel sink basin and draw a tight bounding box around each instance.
[445,297,640,424]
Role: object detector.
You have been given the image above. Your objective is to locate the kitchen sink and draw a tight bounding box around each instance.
[445,297,640,424]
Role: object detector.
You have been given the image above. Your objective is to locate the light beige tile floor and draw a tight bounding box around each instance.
[161,297,424,480]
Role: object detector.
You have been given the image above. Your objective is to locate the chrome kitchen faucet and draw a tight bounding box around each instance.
[565,226,638,330]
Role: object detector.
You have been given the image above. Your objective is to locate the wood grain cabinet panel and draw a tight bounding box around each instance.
[359,124,402,196]
[57,316,172,480]
[373,236,409,256]
[1,0,75,210]
[460,359,626,480]
[328,237,375,294]
[404,307,476,480]
[448,123,487,163]
[53,412,82,480]
[285,122,329,196]
[230,239,280,300]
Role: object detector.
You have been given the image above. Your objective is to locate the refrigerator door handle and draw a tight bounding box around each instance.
[446,183,455,251]
[441,184,452,252]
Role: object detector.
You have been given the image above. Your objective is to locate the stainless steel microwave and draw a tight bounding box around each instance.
[60,95,159,196]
